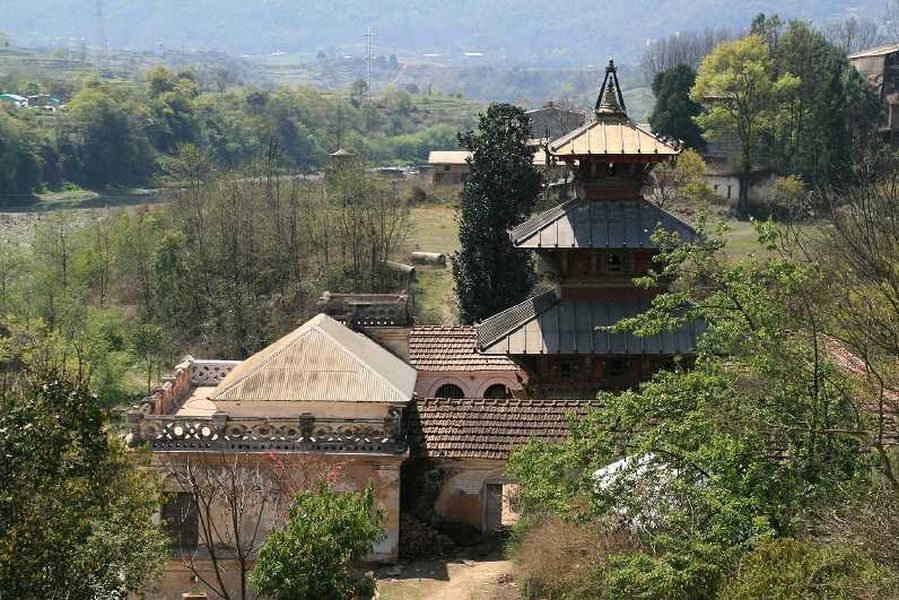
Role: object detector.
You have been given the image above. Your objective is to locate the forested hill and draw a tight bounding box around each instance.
[1,0,885,64]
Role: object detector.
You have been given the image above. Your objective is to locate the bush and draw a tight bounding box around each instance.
[250,480,385,600]
[719,539,898,600]
[513,516,638,600]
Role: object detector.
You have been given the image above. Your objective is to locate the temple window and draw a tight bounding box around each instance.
[602,252,631,274]
[603,359,628,379]
[435,383,465,399]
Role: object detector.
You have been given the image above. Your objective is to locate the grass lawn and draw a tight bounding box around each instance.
[407,204,459,324]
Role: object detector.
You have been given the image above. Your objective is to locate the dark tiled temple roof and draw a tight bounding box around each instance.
[509,198,699,249]
[405,398,597,460]
[477,290,702,356]
[408,326,519,372]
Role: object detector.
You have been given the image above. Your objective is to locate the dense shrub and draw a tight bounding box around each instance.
[719,539,898,600]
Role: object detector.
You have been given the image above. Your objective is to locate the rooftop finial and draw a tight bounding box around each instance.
[595,58,627,117]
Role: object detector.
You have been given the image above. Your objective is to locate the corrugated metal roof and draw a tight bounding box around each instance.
[848,43,899,59]
[509,198,699,249]
[209,314,416,403]
[477,291,703,356]
[549,115,680,158]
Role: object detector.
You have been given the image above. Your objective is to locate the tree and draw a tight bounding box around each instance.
[452,103,541,323]
[648,65,705,150]
[691,35,798,215]
[0,110,43,198]
[824,16,883,55]
[64,84,155,187]
[162,453,333,600]
[640,29,733,81]
[508,219,870,598]
[770,21,880,190]
[0,372,167,598]
[648,148,712,209]
[250,480,385,600]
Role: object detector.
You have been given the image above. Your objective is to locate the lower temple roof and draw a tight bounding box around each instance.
[476,289,702,356]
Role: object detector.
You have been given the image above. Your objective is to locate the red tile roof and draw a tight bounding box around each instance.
[408,326,520,372]
[405,398,598,460]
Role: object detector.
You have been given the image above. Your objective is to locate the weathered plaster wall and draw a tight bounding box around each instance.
[430,458,508,532]
[144,451,403,599]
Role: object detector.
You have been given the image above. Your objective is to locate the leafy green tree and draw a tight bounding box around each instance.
[250,480,385,600]
[0,373,167,598]
[144,66,201,154]
[770,21,880,189]
[64,84,155,187]
[0,110,42,198]
[452,103,540,323]
[508,221,868,598]
[649,64,705,150]
[691,35,798,215]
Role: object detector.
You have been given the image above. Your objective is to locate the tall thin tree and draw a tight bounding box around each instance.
[452,103,541,324]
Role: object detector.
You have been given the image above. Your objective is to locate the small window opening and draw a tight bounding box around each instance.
[484,384,511,399]
[435,383,465,399]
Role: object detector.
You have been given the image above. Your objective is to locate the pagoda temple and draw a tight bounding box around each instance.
[476,60,703,398]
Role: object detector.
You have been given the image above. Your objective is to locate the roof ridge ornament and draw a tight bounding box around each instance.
[595,59,627,118]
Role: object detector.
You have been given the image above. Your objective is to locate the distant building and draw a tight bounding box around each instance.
[849,43,899,144]
[427,104,583,185]
[703,131,777,205]
[427,148,550,185]
[0,94,28,108]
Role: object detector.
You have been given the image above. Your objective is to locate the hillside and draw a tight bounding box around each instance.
[1,0,886,65]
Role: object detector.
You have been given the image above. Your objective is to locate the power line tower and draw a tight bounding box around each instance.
[94,0,109,72]
[363,27,375,100]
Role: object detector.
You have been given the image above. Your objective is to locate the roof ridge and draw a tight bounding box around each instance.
[476,289,559,350]
[327,320,413,401]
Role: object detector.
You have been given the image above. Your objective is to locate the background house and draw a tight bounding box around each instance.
[849,43,899,145]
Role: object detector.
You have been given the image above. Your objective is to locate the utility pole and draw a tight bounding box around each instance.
[364,27,374,100]
[95,0,108,73]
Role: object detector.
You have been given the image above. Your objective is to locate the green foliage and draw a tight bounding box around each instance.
[452,103,540,323]
[0,373,167,598]
[0,109,42,197]
[64,83,156,187]
[691,35,798,214]
[649,65,705,150]
[768,21,881,189]
[719,539,898,600]
[509,221,871,598]
[250,480,385,600]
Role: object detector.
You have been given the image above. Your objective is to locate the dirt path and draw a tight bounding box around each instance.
[377,557,514,600]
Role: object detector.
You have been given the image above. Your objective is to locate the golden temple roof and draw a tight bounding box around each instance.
[549,60,680,159]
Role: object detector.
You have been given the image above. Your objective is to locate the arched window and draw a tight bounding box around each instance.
[483,384,510,399]
[435,383,465,399]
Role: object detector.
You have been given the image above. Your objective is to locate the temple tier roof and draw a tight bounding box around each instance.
[509,197,700,249]
[476,289,703,356]
[549,60,680,160]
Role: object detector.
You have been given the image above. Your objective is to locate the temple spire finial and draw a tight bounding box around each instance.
[595,58,627,117]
